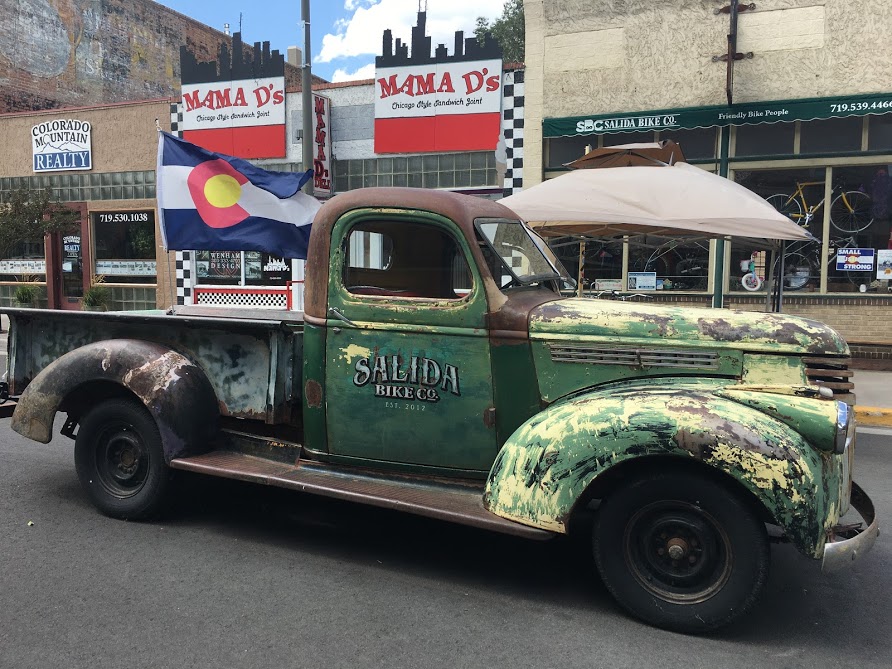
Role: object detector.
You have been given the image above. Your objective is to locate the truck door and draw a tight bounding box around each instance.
[323,210,497,472]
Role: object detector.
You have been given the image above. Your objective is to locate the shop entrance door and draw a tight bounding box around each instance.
[46,229,89,310]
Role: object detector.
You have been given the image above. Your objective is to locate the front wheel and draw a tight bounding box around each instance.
[741,272,763,292]
[593,470,769,633]
[74,398,173,520]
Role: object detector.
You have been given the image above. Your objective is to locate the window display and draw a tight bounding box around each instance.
[731,165,892,294]
[195,251,292,287]
[92,210,156,284]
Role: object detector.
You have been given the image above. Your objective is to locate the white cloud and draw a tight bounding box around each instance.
[318,0,506,63]
[331,63,376,82]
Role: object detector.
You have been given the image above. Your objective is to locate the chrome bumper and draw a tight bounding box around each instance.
[822,482,879,572]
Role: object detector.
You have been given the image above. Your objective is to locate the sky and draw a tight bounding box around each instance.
[154,0,508,83]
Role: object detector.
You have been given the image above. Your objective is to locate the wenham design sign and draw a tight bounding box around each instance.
[32,119,92,172]
[375,59,502,153]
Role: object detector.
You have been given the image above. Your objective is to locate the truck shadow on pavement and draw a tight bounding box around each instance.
[151,471,887,647]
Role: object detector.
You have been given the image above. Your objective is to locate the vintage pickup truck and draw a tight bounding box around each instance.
[0,188,878,633]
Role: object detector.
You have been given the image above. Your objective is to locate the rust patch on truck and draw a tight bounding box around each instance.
[305,379,323,408]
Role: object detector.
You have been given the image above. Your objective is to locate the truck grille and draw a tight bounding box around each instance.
[802,357,854,400]
[549,344,720,370]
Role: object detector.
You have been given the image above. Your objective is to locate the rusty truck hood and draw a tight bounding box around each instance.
[529,298,848,356]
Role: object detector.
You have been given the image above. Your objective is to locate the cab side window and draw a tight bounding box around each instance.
[343,220,472,299]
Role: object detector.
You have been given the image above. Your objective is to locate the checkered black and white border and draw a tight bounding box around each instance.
[501,69,524,196]
[169,102,192,306]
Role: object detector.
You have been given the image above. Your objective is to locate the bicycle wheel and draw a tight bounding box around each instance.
[741,272,763,292]
[830,190,873,234]
[675,255,709,290]
[766,193,804,225]
[778,251,815,291]
[629,252,669,278]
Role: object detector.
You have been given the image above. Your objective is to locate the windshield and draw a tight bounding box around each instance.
[475,218,563,286]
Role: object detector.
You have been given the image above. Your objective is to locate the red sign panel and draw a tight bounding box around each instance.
[374,59,502,154]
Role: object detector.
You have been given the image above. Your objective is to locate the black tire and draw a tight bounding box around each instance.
[593,470,769,634]
[74,398,173,520]
[829,190,873,234]
[766,193,803,224]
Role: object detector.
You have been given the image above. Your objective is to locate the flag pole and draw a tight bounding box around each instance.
[156,119,177,314]
[301,0,314,196]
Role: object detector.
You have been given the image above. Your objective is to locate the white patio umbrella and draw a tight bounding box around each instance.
[499,162,814,242]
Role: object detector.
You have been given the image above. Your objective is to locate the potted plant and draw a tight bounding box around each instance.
[82,284,110,312]
[13,284,38,308]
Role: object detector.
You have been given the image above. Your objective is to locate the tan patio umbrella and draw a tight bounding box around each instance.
[500,162,813,242]
[500,162,814,298]
[566,140,686,169]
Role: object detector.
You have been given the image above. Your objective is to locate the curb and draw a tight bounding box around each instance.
[855,406,892,428]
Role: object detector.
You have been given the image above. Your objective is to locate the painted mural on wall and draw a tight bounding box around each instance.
[0,0,192,112]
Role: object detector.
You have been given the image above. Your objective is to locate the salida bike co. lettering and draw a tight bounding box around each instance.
[353,355,460,402]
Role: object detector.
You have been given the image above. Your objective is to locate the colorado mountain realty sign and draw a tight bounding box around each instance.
[32,119,92,172]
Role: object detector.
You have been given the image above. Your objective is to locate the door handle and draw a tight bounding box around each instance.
[328,307,357,328]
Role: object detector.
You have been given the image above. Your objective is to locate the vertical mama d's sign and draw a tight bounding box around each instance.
[32,119,92,172]
[180,33,286,159]
[374,11,503,154]
[313,93,332,197]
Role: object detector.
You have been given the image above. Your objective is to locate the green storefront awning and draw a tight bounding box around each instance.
[544,92,892,137]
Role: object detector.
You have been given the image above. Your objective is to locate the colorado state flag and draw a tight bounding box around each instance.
[157,132,321,258]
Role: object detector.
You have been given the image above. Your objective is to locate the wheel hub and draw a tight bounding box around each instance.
[95,426,149,498]
[624,501,732,604]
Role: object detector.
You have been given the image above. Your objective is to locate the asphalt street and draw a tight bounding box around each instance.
[1,419,889,669]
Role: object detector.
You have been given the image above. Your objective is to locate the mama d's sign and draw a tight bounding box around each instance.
[32,119,92,172]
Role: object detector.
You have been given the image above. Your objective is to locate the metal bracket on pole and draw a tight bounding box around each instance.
[714,2,755,14]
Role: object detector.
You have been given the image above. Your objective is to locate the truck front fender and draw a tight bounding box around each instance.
[11,339,218,461]
[484,384,835,558]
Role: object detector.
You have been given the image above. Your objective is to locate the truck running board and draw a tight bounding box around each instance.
[169,450,554,541]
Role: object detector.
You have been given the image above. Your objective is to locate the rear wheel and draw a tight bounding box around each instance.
[766,193,803,224]
[830,190,873,234]
[74,398,173,520]
[593,470,769,633]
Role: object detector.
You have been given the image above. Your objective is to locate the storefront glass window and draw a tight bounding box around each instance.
[730,165,892,294]
[868,115,892,151]
[829,164,892,293]
[660,128,718,161]
[629,237,710,292]
[195,251,242,285]
[546,136,594,168]
[92,211,157,285]
[603,131,655,147]
[0,239,46,282]
[550,237,623,290]
[800,117,862,155]
[731,168,825,293]
[734,121,795,157]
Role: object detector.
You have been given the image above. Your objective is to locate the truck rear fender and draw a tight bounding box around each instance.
[10,339,218,462]
[483,385,833,558]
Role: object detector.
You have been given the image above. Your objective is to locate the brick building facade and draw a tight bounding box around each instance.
[0,0,307,113]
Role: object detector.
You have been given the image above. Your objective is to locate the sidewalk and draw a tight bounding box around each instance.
[852,370,892,428]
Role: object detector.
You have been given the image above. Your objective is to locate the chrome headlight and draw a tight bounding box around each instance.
[835,401,853,454]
